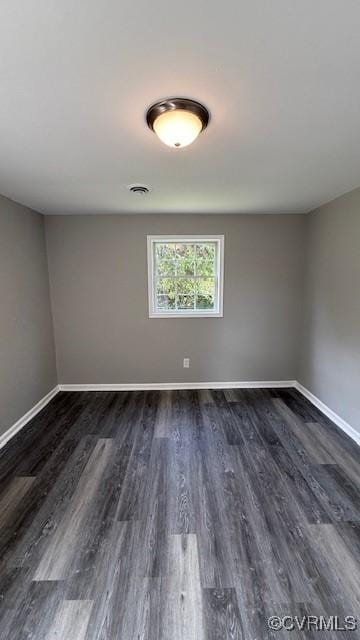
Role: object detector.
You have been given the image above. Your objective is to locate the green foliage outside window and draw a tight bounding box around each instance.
[155,242,216,311]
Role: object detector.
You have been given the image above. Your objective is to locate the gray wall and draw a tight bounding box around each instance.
[2,193,359,435]
[45,214,306,384]
[0,195,57,437]
[299,188,360,434]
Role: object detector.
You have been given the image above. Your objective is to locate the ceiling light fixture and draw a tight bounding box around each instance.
[146,98,209,148]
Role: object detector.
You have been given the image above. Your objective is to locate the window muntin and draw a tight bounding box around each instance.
[147,236,224,317]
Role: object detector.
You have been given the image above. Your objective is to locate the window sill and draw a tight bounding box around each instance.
[149,311,223,318]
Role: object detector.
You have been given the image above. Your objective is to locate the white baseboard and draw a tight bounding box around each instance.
[59,380,296,392]
[0,385,60,451]
[60,380,360,447]
[1,380,359,451]
[295,382,360,447]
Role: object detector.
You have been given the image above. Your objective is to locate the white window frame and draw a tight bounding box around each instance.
[147,235,224,318]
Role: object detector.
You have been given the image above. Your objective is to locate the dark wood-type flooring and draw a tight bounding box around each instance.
[0,388,360,639]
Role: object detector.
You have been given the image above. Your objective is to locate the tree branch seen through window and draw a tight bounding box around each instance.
[147,236,224,317]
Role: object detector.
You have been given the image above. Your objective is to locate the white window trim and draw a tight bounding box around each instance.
[147,235,224,318]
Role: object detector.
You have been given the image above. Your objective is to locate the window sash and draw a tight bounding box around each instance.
[154,241,216,278]
[147,236,224,318]
[155,276,217,312]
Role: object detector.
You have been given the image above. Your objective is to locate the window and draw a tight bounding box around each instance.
[147,235,224,318]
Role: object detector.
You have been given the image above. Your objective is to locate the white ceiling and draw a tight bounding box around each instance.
[1,0,360,215]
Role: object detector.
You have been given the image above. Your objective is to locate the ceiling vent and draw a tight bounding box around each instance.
[128,184,150,195]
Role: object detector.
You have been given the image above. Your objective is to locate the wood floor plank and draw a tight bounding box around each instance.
[247,392,332,523]
[17,393,91,476]
[274,399,335,464]
[265,396,356,524]
[47,600,93,640]
[81,520,140,639]
[227,398,264,446]
[154,390,173,437]
[0,477,36,528]
[168,426,197,535]
[230,444,317,605]
[267,443,332,524]
[8,436,97,569]
[105,576,163,640]
[193,435,234,589]
[82,391,124,437]
[172,389,204,442]
[97,390,144,439]
[198,389,215,405]
[116,391,157,521]
[3,580,60,640]
[0,392,81,486]
[223,389,240,403]
[203,588,244,640]
[200,402,233,474]
[0,567,30,624]
[306,523,360,615]
[277,388,360,463]
[205,390,247,446]
[34,439,113,581]
[307,421,360,488]
[64,391,116,440]
[67,441,143,597]
[138,437,171,578]
[335,522,360,558]
[309,463,360,522]
[163,534,205,640]
[0,388,359,639]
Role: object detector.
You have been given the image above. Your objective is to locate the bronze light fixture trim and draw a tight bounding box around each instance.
[146,98,210,148]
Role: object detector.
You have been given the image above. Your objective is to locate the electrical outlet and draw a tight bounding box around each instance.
[183,358,190,368]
